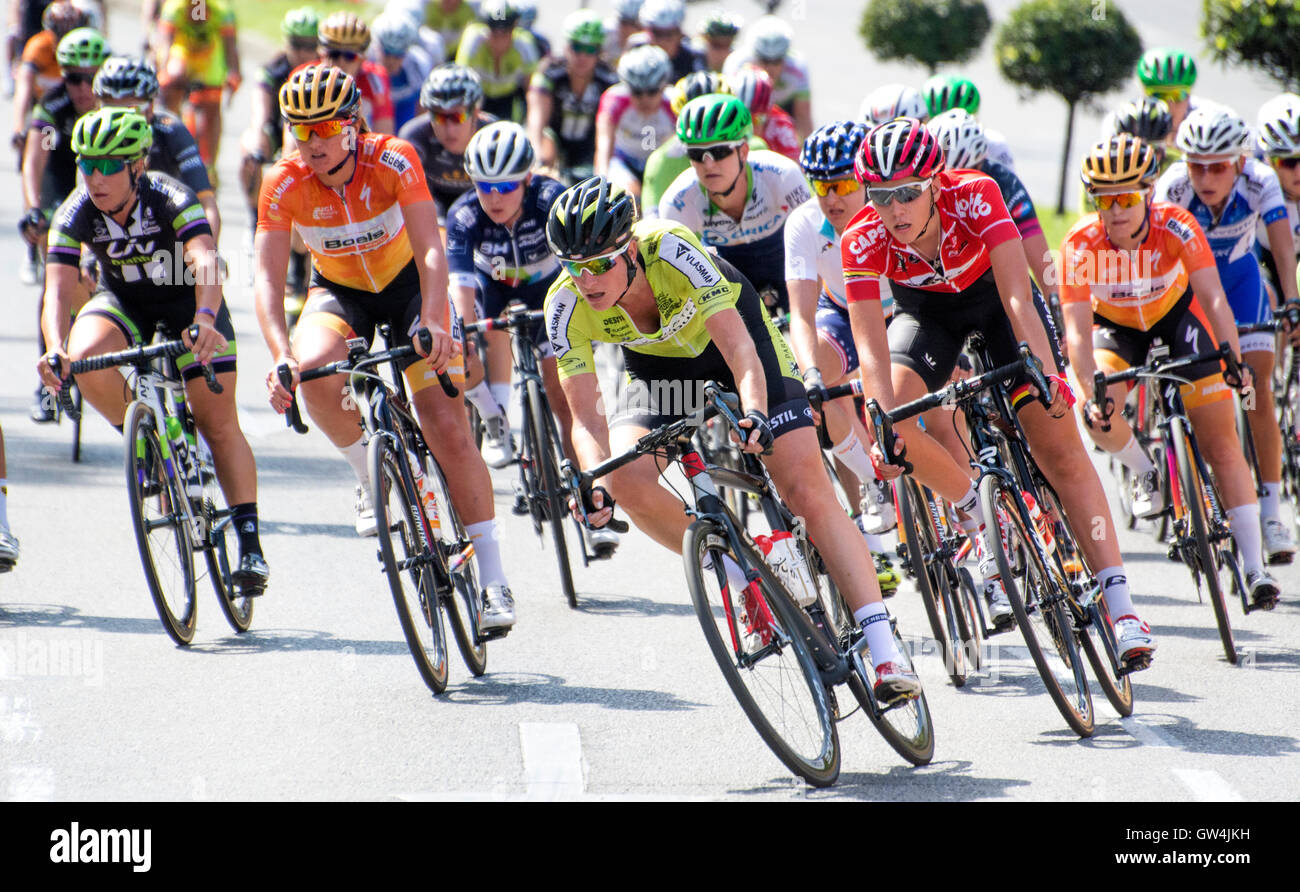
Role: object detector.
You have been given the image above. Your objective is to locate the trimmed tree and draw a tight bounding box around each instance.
[995,0,1142,213]
[860,0,991,75]
[1203,0,1300,92]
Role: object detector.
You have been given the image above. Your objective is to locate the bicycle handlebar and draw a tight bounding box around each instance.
[461,306,545,335]
[1238,302,1300,335]
[1088,342,1241,427]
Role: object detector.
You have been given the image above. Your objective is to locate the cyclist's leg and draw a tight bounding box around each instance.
[291,295,369,445]
[65,295,139,427]
[189,86,223,172]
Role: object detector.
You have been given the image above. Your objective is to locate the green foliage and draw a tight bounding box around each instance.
[1203,0,1300,92]
[860,0,991,74]
[994,0,1142,103]
[229,0,384,48]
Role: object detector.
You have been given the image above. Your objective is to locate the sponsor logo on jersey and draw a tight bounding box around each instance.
[105,238,155,259]
[666,236,721,288]
[954,193,992,219]
[312,206,338,220]
[846,224,886,262]
[379,149,410,174]
[323,227,387,250]
[1166,216,1196,243]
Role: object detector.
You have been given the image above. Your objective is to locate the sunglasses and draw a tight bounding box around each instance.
[325,49,360,62]
[867,178,932,206]
[632,87,662,98]
[562,241,631,278]
[686,143,739,163]
[475,179,524,195]
[289,118,350,142]
[570,41,602,55]
[1147,87,1190,103]
[433,108,470,126]
[810,178,862,197]
[1091,191,1145,211]
[63,71,94,86]
[381,45,408,57]
[1187,159,1234,175]
[650,27,678,38]
[1271,155,1300,171]
[77,156,128,176]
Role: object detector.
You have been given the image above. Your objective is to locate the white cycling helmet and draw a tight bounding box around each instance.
[1257,93,1300,156]
[69,0,104,33]
[372,12,419,56]
[860,84,929,125]
[1176,105,1252,158]
[612,0,644,23]
[618,44,672,92]
[750,15,792,62]
[464,122,535,182]
[385,0,425,29]
[926,108,988,170]
[514,0,538,30]
[638,0,685,30]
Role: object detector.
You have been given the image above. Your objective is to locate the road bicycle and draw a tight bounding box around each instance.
[282,327,490,693]
[564,383,933,787]
[57,325,250,645]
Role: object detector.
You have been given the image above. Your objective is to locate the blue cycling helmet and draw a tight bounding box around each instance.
[799,120,869,180]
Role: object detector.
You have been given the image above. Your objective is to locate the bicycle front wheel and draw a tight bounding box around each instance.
[422,451,487,677]
[684,520,840,787]
[897,476,968,686]
[206,510,253,634]
[1170,418,1236,664]
[526,377,577,608]
[845,619,935,766]
[979,473,1095,737]
[125,400,197,646]
[370,436,450,694]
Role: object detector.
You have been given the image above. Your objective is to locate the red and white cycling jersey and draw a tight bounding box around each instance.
[759,105,800,161]
[289,60,395,130]
[596,84,675,168]
[840,168,1020,302]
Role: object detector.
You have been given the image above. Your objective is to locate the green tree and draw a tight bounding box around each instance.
[995,0,1142,214]
[860,0,991,75]
[1203,0,1300,92]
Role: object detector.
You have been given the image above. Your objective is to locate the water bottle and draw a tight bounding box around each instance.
[754,531,818,607]
[164,415,191,473]
[407,456,440,533]
[1022,491,1055,556]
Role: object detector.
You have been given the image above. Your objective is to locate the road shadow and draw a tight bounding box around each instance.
[1030,722,1142,750]
[442,670,704,712]
[186,628,409,657]
[1126,682,1203,704]
[1238,645,1300,673]
[1125,712,1300,758]
[575,594,697,618]
[1156,623,1269,644]
[725,760,1032,801]
[0,603,158,635]
[259,519,357,539]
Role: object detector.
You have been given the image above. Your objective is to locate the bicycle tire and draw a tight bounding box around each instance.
[1169,418,1236,664]
[370,435,450,693]
[71,385,83,463]
[125,400,197,646]
[684,519,840,787]
[843,616,935,765]
[207,510,253,633]
[527,378,577,608]
[954,566,984,671]
[422,449,488,676]
[979,473,1095,737]
[897,476,968,686]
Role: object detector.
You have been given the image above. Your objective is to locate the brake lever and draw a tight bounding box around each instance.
[1090,370,1114,433]
[865,398,912,474]
[414,328,460,398]
[276,363,310,434]
[45,355,80,421]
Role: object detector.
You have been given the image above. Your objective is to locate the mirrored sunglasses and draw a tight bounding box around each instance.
[326,49,360,62]
[475,179,524,195]
[433,108,471,126]
[686,143,740,163]
[1187,159,1233,175]
[867,178,931,206]
[562,242,631,278]
[77,157,127,176]
[1091,191,1145,211]
[1272,155,1300,171]
[810,178,862,197]
[289,118,349,142]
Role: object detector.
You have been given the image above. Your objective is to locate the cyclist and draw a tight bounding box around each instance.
[512,0,549,63]
[256,64,517,631]
[696,11,740,74]
[238,7,319,234]
[922,73,1015,172]
[859,84,928,126]
[369,12,437,134]
[386,0,448,66]
[7,0,58,93]
[94,56,220,241]
[399,64,495,224]
[1064,134,1281,608]
[37,107,269,593]
[454,0,538,124]
[842,118,1158,663]
[0,424,16,571]
[11,2,85,166]
[1106,96,1174,168]
[658,94,810,312]
[312,12,394,137]
[730,67,799,162]
[593,43,674,200]
[423,0,477,58]
[1255,94,1300,300]
[544,176,922,700]
[154,0,240,182]
[1137,47,1200,137]
[628,0,705,84]
[22,26,107,421]
[721,15,811,141]
[603,0,643,65]
[785,120,900,590]
[1156,106,1299,563]
[525,11,618,185]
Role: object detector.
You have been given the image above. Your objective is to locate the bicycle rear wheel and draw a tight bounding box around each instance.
[527,378,577,608]
[370,436,450,694]
[71,384,83,463]
[1170,418,1236,664]
[897,476,968,686]
[125,400,197,646]
[844,618,935,766]
[684,520,840,787]
[979,473,1095,737]
[422,450,488,677]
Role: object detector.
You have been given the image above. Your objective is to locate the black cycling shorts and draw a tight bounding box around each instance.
[78,290,237,382]
[611,257,813,439]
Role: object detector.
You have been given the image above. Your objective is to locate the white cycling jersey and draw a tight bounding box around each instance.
[1157,156,1287,265]
[1256,189,1300,261]
[659,149,809,248]
[783,198,893,312]
[721,51,810,113]
[984,128,1016,173]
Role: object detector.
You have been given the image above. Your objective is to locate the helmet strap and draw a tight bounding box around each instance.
[611,245,640,306]
[1128,197,1153,242]
[104,158,145,217]
[326,118,361,178]
[912,190,938,244]
[710,161,747,203]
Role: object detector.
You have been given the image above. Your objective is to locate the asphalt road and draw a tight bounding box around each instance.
[0,0,1296,803]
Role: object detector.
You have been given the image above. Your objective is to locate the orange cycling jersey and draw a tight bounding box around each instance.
[257,132,432,291]
[22,31,62,98]
[1060,202,1216,332]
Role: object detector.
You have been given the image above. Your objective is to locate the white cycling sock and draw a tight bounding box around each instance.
[0,478,9,528]
[1226,504,1265,576]
[854,601,901,664]
[830,429,876,484]
[954,482,978,517]
[339,439,369,488]
[1260,482,1282,522]
[1097,566,1136,617]
[465,380,504,420]
[861,530,887,553]
[467,519,508,589]
[1114,435,1155,475]
[704,552,749,593]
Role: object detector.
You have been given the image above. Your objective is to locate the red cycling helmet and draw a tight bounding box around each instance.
[854,117,945,184]
[730,67,774,117]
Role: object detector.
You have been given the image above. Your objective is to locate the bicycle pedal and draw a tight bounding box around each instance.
[590,544,617,561]
[0,560,15,574]
[1118,652,1153,676]
[480,627,510,642]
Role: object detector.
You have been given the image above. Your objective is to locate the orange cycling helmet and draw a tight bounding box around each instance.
[279,63,361,124]
[1081,133,1156,192]
[318,12,371,52]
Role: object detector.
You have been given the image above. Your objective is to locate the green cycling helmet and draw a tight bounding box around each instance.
[56,27,110,69]
[676,94,752,145]
[281,7,320,41]
[923,74,980,117]
[563,9,605,47]
[72,107,153,158]
[1137,48,1197,89]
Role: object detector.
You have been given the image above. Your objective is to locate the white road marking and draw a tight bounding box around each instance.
[1120,715,1177,748]
[1170,768,1244,802]
[519,722,584,799]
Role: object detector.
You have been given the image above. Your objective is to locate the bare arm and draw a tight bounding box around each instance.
[402,198,458,370]
[989,239,1059,377]
[21,129,49,211]
[1021,230,1055,297]
[183,231,228,364]
[705,306,768,420]
[1188,264,1243,361]
[847,297,894,410]
[525,87,554,166]
[11,65,35,141]
[1063,301,1098,401]
[1266,217,1299,305]
[559,370,613,470]
[253,227,293,362]
[40,264,83,358]
[594,109,613,176]
[791,97,813,143]
[197,191,221,243]
[785,277,822,376]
